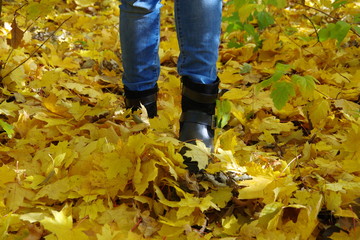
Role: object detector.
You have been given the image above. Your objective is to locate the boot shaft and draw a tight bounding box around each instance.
[124,85,158,118]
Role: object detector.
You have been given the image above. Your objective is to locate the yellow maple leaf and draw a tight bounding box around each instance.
[250,116,295,134]
[237,175,273,199]
[183,141,211,171]
[7,66,26,90]
[0,165,16,188]
[221,87,250,100]
[308,98,330,128]
[154,184,217,219]
[218,68,244,84]
[133,159,158,195]
[157,224,185,238]
[40,205,88,240]
[33,111,72,127]
[222,215,241,235]
[0,101,20,118]
[30,69,61,89]
[42,93,72,117]
[5,183,35,211]
[209,187,233,208]
[78,199,106,220]
[97,204,139,237]
[96,224,120,240]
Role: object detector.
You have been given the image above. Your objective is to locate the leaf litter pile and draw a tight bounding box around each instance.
[1,0,360,239]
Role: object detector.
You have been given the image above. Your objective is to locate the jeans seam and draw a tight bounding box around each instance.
[153,11,160,82]
[174,0,186,74]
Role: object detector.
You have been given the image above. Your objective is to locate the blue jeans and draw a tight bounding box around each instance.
[120,0,222,91]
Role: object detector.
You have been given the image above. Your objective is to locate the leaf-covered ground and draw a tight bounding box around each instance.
[1,0,360,239]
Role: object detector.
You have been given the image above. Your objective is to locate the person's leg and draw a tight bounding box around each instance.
[175,0,222,173]
[120,0,162,117]
[174,0,222,85]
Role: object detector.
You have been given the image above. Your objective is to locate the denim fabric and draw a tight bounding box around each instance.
[120,0,222,91]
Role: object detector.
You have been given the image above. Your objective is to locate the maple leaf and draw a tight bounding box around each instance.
[209,187,233,208]
[270,81,295,110]
[0,166,16,188]
[0,120,15,138]
[133,158,158,195]
[40,205,88,240]
[308,98,330,128]
[182,141,211,171]
[291,74,318,98]
[319,21,351,46]
[78,199,106,220]
[0,100,20,117]
[96,224,120,240]
[1,0,360,239]
[5,183,35,211]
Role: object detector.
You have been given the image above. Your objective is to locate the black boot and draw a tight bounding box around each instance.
[179,77,219,173]
[124,85,158,118]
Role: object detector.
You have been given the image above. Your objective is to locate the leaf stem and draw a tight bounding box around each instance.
[302,14,323,47]
[282,154,302,174]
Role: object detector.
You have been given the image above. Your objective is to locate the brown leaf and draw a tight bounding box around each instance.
[8,18,24,48]
[24,223,44,240]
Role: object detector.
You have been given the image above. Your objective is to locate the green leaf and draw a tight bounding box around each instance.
[26,2,53,20]
[318,23,336,42]
[0,120,15,138]
[332,21,351,45]
[240,63,252,74]
[275,63,291,73]
[354,26,360,35]
[264,0,287,8]
[258,63,291,89]
[291,75,318,95]
[216,100,232,128]
[256,11,275,30]
[354,13,360,23]
[238,4,257,22]
[243,23,261,47]
[332,0,348,9]
[227,39,243,48]
[26,3,42,20]
[243,23,256,35]
[284,27,298,36]
[319,21,351,45]
[270,81,295,110]
[259,72,282,89]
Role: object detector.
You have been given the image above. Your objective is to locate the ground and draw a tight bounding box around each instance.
[0,0,360,239]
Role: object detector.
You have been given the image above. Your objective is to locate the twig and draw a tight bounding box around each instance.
[24,15,41,34]
[3,48,14,70]
[298,3,360,38]
[14,2,28,15]
[298,2,338,20]
[1,16,72,80]
[302,14,323,47]
[282,154,302,174]
[350,27,360,39]
[131,217,142,232]
[0,0,3,26]
[314,89,331,99]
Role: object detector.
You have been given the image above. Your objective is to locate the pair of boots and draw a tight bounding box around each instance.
[124,77,219,173]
